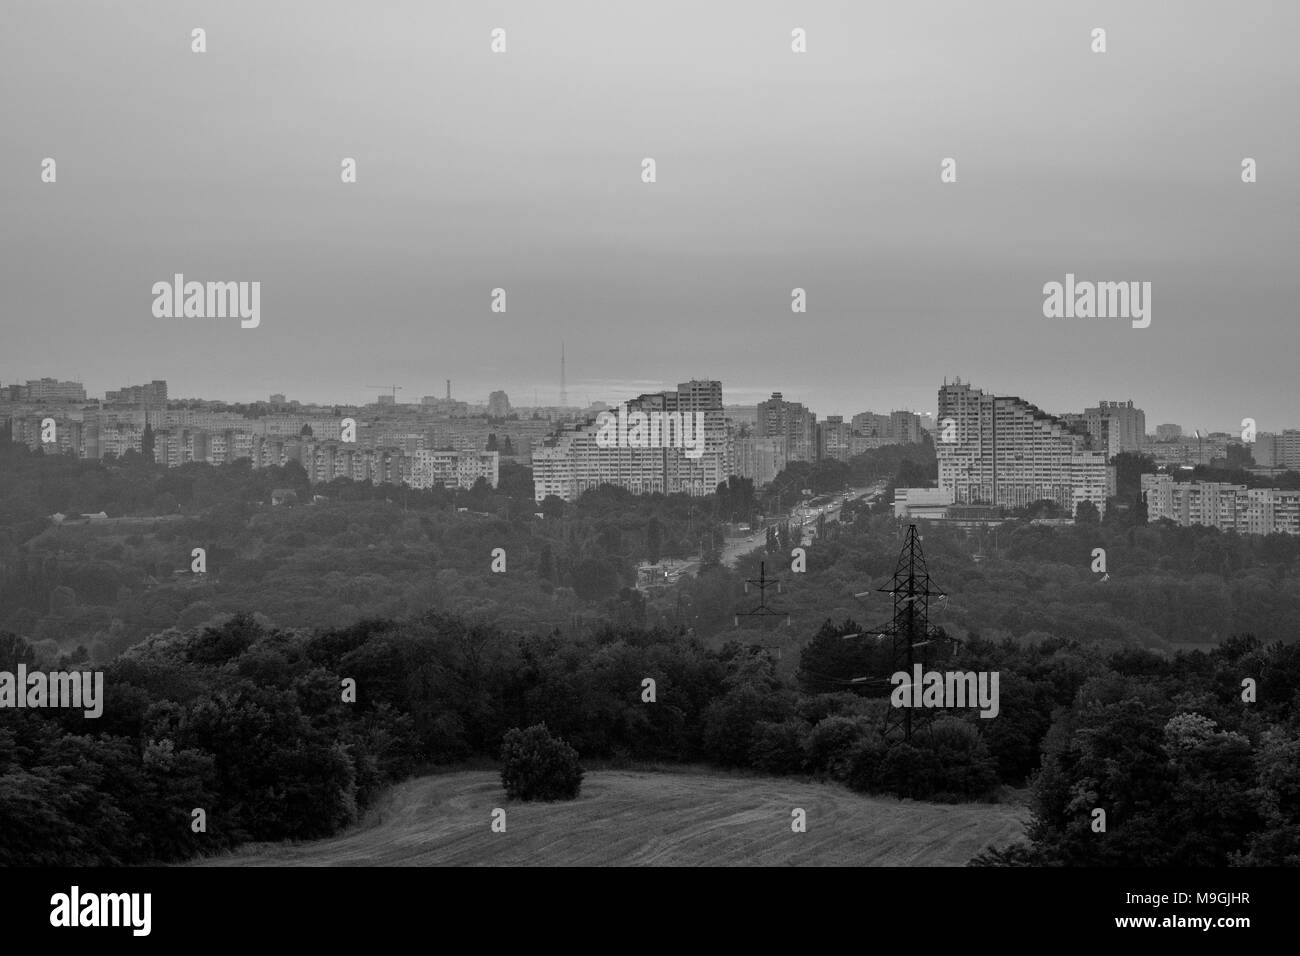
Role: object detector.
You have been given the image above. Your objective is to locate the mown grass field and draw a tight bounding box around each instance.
[196,769,1027,866]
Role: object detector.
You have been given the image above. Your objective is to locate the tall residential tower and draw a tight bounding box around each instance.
[937,380,1110,516]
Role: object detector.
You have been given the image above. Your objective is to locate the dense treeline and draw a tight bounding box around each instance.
[978,635,1300,866]
[0,439,919,660]
[0,614,732,863]
[667,510,1300,670]
[761,440,936,515]
[0,442,742,654]
[5,437,1300,667]
[801,622,1300,866]
[3,612,1297,865]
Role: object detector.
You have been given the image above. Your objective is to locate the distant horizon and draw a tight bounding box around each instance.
[0,367,1271,436]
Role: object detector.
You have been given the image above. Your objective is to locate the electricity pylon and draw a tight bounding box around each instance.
[735,561,789,659]
[844,524,958,741]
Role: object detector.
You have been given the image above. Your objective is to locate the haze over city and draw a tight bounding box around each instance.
[3,0,1297,430]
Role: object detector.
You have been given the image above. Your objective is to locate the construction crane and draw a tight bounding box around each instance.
[366,384,403,403]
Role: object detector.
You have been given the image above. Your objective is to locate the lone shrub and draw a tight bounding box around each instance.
[806,715,876,781]
[854,719,999,801]
[500,723,584,801]
[749,718,810,775]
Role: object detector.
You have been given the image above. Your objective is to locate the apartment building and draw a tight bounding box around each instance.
[532,380,730,501]
[937,380,1110,516]
[1083,400,1146,460]
[757,392,817,462]
[410,448,500,490]
[1252,430,1300,470]
[817,416,853,462]
[734,436,789,487]
[1142,473,1300,535]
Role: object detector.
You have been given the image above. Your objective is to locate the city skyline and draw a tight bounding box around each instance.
[8,369,1296,530]
[0,368,1286,437]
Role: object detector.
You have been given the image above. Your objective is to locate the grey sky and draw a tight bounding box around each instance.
[2,0,1297,432]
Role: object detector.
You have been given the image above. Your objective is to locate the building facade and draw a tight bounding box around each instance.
[411,448,500,490]
[532,380,731,501]
[105,380,168,405]
[1084,400,1146,460]
[14,378,87,403]
[1142,473,1300,535]
[1252,430,1300,470]
[757,392,817,462]
[937,380,1110,516]
[734,436,789,487]
[817,416,853,462]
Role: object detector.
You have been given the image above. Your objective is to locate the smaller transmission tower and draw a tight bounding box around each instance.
[735,561,790,658]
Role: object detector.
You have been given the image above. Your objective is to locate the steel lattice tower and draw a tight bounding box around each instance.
[853,524,957,741]
[735,561,789,659]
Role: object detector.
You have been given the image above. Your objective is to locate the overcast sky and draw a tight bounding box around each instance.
[2,0,1297,432]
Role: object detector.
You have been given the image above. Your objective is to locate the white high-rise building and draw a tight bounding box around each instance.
[937,380,1110,516]
[532,380,730,502]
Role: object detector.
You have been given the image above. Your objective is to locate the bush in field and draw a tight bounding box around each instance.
[701,683,794,767]
[847,736,890,792]
[499,723,584,801]
[852,718,999,802]
[806,715,877,781]
[922,718,999,800]
[749,719,810,775]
